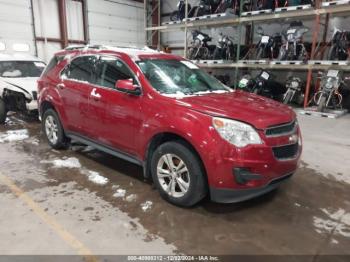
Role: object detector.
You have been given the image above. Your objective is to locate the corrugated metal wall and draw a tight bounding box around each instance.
[87,0,145,47]
[0,0,36,55]
[0,0,145,62]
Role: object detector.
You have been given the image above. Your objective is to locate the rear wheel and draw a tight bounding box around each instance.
[151,141,207,207]
[0,98,7,124]
[42,109,70,149]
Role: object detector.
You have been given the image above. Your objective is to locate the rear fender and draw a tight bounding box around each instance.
[39,85,68,128]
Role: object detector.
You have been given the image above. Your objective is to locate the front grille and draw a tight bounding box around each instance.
[272,143,299,160]
[32,91,38,100]
[265,121,296,137]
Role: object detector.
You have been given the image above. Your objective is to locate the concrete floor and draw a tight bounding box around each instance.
[0,113,350,258]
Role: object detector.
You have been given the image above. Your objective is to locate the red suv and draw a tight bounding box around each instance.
[38,45,302,207]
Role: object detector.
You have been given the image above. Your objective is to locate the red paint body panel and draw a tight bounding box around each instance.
[38,48,302,199]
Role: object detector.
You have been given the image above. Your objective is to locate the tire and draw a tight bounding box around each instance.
[151,141,207,207]
[42,109,70,149]
[255,47,263,60]
[283,91,293,104]
[317,95,327,112]
[213,48,222,60]
[327,45,337,60]
[0,98,7,124]
[277,47,287,60]
[170,11,178,22]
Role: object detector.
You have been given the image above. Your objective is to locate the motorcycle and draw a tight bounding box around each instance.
[213,33,236,60]
[328,28,350,61]
[278,21,309,61]
[187,30,216,60]
[283,76,304,105]
[238,70,286,100]
[170,0,192,21]
[313,70,349,112]
[254,26,283,60]
[193,0,213,17]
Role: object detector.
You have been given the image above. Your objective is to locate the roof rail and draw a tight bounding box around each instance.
[64,44,106,51]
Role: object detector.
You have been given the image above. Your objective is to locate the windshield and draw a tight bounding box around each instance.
[0,61,46,78]
[136,59,230,96]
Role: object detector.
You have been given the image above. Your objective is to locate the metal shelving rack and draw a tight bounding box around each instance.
[145,0,350,108]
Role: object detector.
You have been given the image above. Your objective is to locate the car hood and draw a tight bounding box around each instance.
[1,77,39,95]
[176,90,295,129]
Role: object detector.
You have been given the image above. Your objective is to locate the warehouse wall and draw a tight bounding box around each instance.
[87,0,145,47]
[0,0,145,62]
[0,0,36,55]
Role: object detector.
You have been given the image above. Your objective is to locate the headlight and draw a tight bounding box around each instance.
[212,117,262,147]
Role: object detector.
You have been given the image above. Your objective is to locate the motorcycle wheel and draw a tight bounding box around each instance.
[0,98,7,124]
[327,45,338,60]
[170,11,179,22]
[317,95,327,112]
[277,47,287,60]
[283,92,293,105]
[213,48,222,60]
[187,48,196,60]
[255,47,263,60]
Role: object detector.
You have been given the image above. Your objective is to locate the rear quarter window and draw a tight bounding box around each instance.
[41,55,64,77]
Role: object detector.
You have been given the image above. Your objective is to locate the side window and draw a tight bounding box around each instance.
[64,56,96,83]
[96,57,134,89]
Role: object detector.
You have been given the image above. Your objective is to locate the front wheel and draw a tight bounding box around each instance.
[42,109,70,149]
[151,141,207,207]
[170,11,179,22]
[327,45,338,60]
[317,95,327,112]
[0,98,7,124]
[283,91,293,104]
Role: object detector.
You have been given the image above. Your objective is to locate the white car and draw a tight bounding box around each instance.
[0,54,46,124]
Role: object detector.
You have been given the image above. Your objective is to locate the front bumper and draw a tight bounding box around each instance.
[26,99,38,111]
[210,172,294,203]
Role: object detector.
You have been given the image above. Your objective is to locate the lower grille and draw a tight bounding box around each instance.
[272,143,299,160]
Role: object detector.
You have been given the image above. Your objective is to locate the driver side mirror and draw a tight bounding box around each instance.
[115,79,141,96]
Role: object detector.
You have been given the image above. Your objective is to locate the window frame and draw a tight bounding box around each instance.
[60,54,98,84]
[93,55,142,95]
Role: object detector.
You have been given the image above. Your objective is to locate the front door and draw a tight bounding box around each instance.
[87,56,142,155]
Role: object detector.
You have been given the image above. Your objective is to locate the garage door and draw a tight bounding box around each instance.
[0,0,35,55]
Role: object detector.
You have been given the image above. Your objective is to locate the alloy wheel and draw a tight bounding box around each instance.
[157,154,190,198]
[45,115,59,145]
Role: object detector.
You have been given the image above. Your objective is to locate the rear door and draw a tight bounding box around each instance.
[86,56,142,155]
[59,55,97,135]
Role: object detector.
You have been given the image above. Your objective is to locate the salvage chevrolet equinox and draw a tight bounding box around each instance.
[38,45,302,207]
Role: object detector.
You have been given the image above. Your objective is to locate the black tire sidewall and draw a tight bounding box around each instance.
[151,141,206,207]
[0,98,6,124]
[42,109,68,149]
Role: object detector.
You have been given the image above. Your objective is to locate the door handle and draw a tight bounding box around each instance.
[90,88,101,100]
[57,83,65,89]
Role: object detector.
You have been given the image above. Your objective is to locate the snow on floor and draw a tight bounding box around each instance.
[313,208,350,238]
[0,129,29,143]
[41,157,109,186]
[82,170,108,185]
[113,189,126,198]
[141,201,153,212]
[41,157,82,169]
